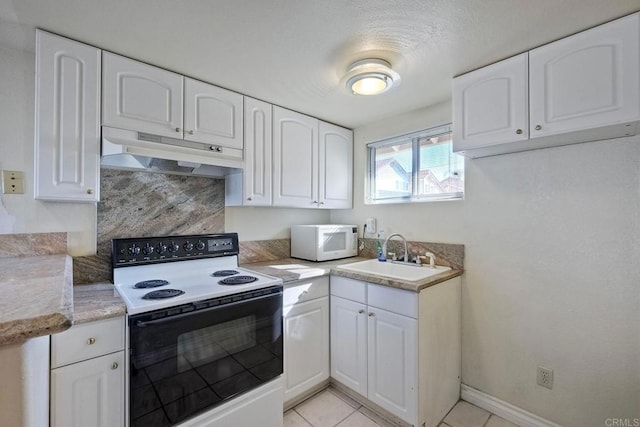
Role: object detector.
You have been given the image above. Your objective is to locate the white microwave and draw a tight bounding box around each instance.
[290,225,358,261]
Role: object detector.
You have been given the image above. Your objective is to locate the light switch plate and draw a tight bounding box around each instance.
[2,170,25,194]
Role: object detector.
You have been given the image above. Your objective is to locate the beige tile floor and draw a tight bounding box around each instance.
[284,388,519,427]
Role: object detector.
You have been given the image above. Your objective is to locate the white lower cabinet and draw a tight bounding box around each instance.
[330,275,461,427]
[283,277,330,405]
[50,317,125,427]
[330,296,367,396]
[50,351,125,427]
[367,306,417,422]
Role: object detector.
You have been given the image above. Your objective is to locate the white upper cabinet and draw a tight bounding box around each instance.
[319,122,353,209]
[102,52,183,138]
[184,78,243,149]
[453,12,640,158]
[103,53,244,150]
[273,106,319,208]
[452,53,529,152]
[228,97,272,206]
[529,13,640,137]
[34,30,101,202]
[273,106,353,209]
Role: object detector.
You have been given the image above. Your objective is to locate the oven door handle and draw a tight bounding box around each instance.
[134,292,282,328]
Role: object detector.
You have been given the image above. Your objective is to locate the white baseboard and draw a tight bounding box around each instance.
[460,384,562,427]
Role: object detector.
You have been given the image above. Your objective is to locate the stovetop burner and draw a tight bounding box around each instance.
[211,270,240,277]
[134,279,169,289]
[142,289,185,300]
[218,275,258,285]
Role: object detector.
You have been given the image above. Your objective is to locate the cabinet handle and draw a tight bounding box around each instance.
[319,201,325,205]
[358,309,364,314]
[175,127,181,133]
[368,312,374,317]
[87,337,96,345]
[111,362,119,370]
[515,129,523,135]
[535,125,542,131]
[247,197,252,201]
[312,201,318,204]
[86,189,93,195]
[188,130,194,135]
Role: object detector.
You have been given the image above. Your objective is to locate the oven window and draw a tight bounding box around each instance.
[177,316,256,372]
[322,232,346,252]
[129,292,283,427]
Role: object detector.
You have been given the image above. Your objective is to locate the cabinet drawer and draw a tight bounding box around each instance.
[51,316,125,368]
[330,276,366,303]
[284,276,329,307]
[367,284,418,319]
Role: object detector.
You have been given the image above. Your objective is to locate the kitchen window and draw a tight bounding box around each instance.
[366,124,464,204]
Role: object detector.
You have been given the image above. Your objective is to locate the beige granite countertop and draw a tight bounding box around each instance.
[73,283,126,324]
[63,256,462,329]
[243,257,463,292]
[0,255,74,345]
[242,257,369,282]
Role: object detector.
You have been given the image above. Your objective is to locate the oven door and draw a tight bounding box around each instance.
[128,286,283,427]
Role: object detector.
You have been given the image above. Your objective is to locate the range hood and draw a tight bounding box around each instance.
[101,126,243,178]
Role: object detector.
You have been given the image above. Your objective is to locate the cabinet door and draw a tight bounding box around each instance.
[318,122,353,209]
[529,13,640,137]
[367,307,417,425]
[102,52,183,138]
[50,351,124,427]
[243,97,272,205]
[34,30,101,202]
[273,107,318,208]
[184,78,243,148]
[330,296,367,396]
[283,296,329,403]
[452,53,529,152]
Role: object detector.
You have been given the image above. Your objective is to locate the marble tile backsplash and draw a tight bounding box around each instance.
[0,233,67,258]
[74,169,225,284]
[238,239,291,264]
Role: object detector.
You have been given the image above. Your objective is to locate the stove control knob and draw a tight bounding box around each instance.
[184,241,194,252]
[168,242,180,253]
[141,243,154,256]
[156,243,168,254]
[195,240,206,251]
[128,244,141,256]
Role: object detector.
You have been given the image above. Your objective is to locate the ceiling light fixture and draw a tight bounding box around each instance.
[344,58,400,96]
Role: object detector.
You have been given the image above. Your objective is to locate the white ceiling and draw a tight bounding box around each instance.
[1,0,639,129]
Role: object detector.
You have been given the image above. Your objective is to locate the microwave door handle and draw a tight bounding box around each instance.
[134,292,282,328]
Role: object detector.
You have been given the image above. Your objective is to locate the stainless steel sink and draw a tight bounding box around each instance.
[336,258,451,281]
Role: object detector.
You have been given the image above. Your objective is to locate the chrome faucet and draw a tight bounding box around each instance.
[382,233,409,262]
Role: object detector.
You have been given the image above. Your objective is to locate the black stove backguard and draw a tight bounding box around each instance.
[112,233,240,268]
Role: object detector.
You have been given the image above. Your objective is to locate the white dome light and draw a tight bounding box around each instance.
[343,59,400,96]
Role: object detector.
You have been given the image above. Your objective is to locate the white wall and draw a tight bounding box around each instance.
[331,102,640,426]
[225,206,330,240]
[0,44,96,255]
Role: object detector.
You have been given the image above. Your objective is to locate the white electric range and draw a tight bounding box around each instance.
[112,233,284,427]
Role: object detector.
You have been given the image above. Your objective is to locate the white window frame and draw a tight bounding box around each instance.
[365,124,464,204]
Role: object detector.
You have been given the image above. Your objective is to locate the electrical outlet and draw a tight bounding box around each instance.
[537,366,553,389]
[1,170,25,194]
[365,217,376,234]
